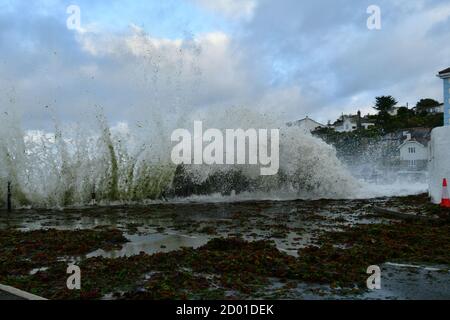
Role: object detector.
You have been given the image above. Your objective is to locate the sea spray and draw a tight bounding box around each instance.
[97,113,120,201]
[0,111,30,207]
[0,107,365,208]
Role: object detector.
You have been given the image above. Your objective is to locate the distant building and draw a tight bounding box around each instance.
[413,103,444,114]
[383,127,432,145]
[332,114,375,132]
[425,103,444,114]
[383,128,431,172]
[334,116,357,132]
[437,67,450,126]
[388,107,402,116]
[287,116,325,133]
[398,140,428,171]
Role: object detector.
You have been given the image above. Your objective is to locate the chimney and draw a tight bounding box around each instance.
[357,110,362,130]
[403,131,412,141]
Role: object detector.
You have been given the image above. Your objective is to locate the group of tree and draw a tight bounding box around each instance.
[372,96,443,132]
[313,95,443,160]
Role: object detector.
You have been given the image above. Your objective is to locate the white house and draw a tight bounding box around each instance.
[333,115,375,132]
[388,107,401,116]
[426,103,444,114]
[287,116,325,133]
[334,116,357,132]
[361,122,375,130]
[398,140,428,171]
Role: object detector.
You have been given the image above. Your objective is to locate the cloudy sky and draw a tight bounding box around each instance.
[1,0,449,130]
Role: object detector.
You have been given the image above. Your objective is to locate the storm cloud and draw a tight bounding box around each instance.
[0,0,449,129]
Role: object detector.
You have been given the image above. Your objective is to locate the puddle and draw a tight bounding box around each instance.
[29,267,49,275]
[260,263,450,300]
[1,197,449,300]
[87,232,211,258]
[358,263,450,300]
[0,198,397,260]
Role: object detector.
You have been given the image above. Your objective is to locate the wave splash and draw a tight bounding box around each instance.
[0,109,423,209]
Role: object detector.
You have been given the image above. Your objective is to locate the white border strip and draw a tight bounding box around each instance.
[0,284,48,300]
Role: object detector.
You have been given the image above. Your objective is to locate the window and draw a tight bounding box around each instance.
[408,147,416,154]
[408,160,417,167]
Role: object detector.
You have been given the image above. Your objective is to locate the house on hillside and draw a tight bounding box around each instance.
[398,139,428,171]
[425,103,444,114]
[388,107,402,116]
[383,128,431,172]
[332,113,375,132]
[413,103,444,114]
[287,116,325,133]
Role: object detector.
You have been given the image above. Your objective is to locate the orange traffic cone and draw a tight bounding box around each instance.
[441,178,450,208]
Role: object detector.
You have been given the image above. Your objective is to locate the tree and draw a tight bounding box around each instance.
[415,98,441,114]
[373,96,398,113]
[396,106,412,117]
[373,96,397,131]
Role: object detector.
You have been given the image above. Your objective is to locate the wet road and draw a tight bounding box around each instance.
[0,290,25,300]
[0,197,449,300]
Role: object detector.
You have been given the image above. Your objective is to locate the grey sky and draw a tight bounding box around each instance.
[0,0,449,130]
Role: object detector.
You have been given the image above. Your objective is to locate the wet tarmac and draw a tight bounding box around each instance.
[0,197,449,300]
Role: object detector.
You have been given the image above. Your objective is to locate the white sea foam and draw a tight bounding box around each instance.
[0,108,427,208]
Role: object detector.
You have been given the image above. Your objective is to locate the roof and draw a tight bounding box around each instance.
[333,115,354,126]
[438,67,450,78]
[332,114,374,126]
[287,117,325,128]
[398,139,426,150]
[384,127,431,146]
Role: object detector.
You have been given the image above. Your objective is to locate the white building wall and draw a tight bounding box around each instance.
[432,105,444,113]
[362,123,375,130]
[399,142,428,161]
[388,107,399,116]
[429,126,450,203]
[335,119,357,132]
